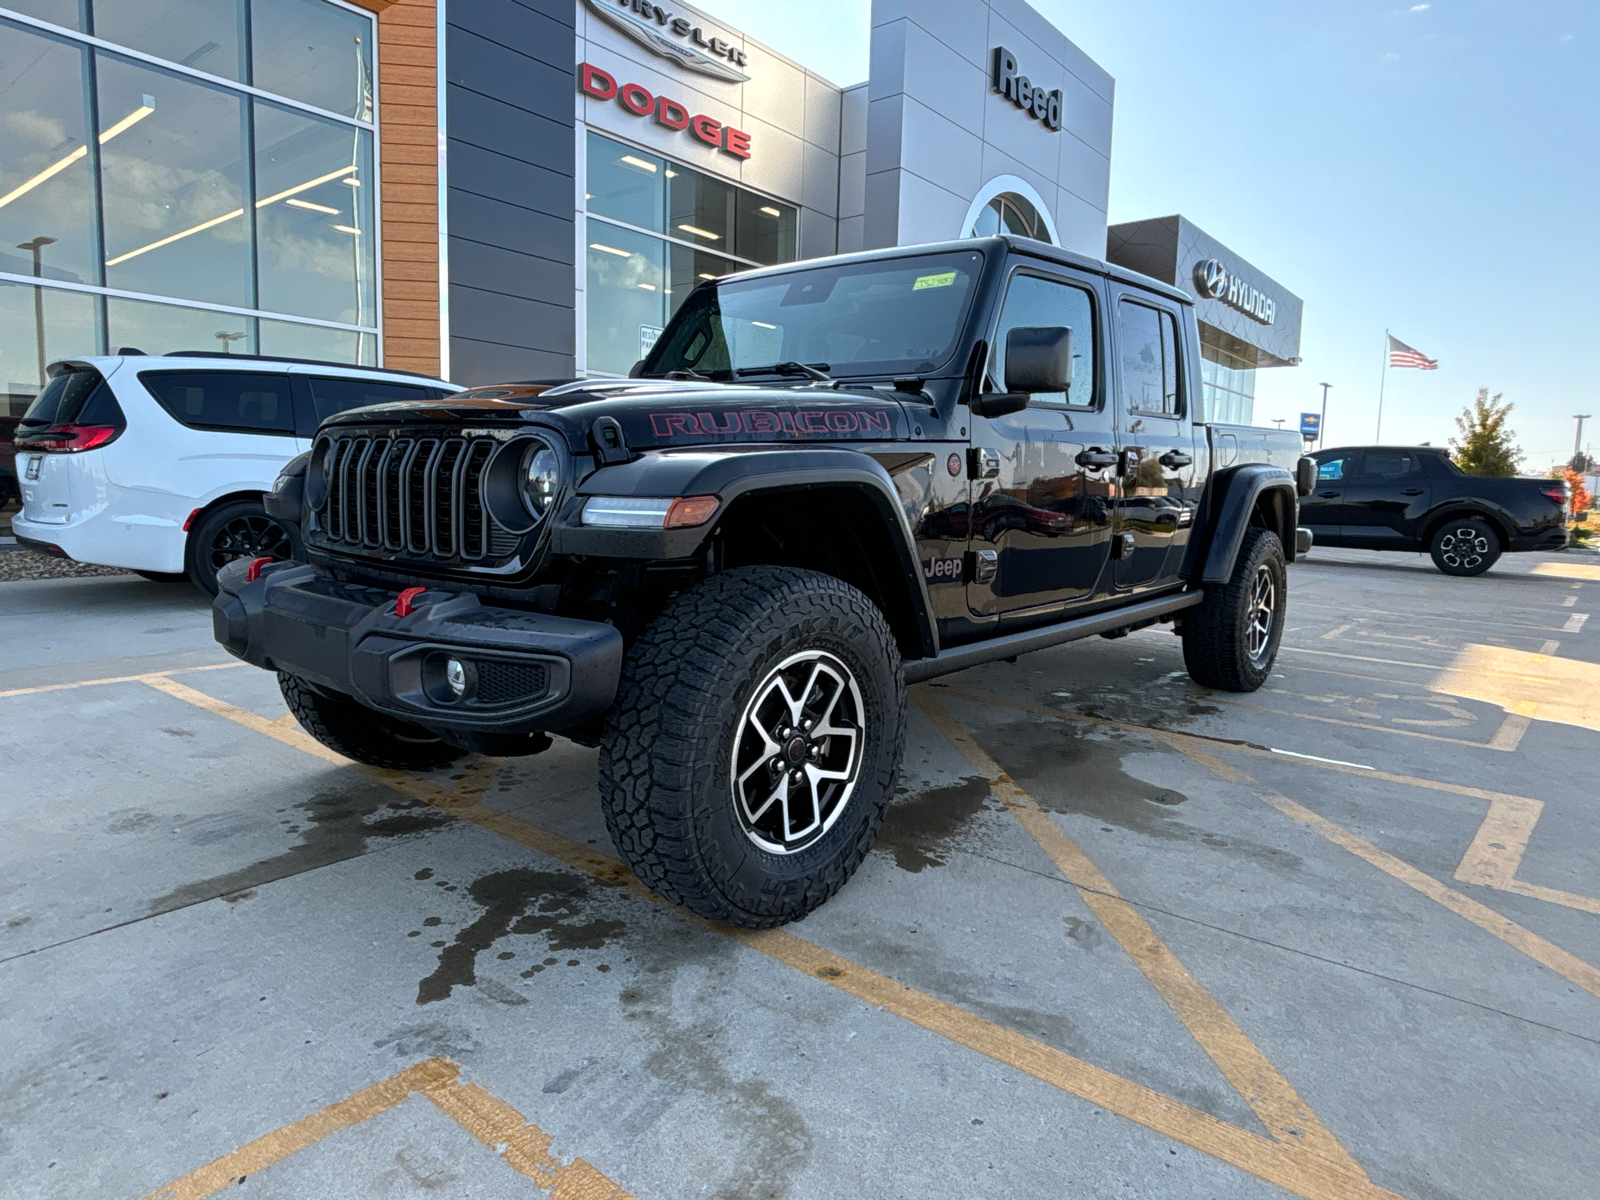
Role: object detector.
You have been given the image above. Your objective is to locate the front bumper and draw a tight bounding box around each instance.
[213,560,623,737]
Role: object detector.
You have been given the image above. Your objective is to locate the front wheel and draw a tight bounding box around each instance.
[279,673,467,770]
[598,566,906,928]
[1182,526,1286,692]
[1430,518,1500,576]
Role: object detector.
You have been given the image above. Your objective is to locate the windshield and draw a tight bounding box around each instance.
[643,250,986,380]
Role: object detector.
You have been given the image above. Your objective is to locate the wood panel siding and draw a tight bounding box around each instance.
[351,0,442,377]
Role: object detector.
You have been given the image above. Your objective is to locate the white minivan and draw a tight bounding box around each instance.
[13,353,456,593]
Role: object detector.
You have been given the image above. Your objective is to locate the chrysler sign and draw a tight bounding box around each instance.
[1193,258,1276,325]
[584,0,750,83]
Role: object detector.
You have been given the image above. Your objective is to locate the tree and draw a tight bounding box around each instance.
[1451,389,1523,476]
[1550,466,1592,519]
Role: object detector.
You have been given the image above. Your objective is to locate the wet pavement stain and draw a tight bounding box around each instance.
[145,784,451,914]
[988,724,1192,839]
[415,869,627,1005]
[873,776,992,871]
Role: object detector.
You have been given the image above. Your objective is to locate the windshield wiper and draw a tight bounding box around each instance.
[734,361,831,382]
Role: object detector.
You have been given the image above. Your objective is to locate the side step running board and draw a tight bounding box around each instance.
[904,591,1203,683]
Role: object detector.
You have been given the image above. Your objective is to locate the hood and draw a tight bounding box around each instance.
[320,378,917,452]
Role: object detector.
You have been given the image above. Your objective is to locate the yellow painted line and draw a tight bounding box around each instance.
[424,1076,634,1198]
[916,692,1365,1177]
[1486,712,1533,752]
[0,660,243,700]
[1455,796,1600,916]
[1562,595,1579,607]
[140,1057,460,1200]
[1562,612,1589,632]
[1530,562,1600,581]
[140,1056,634,1200]
[1431,643,1600,735]
[1225,700,1496,749]
[149,677,1401,1200]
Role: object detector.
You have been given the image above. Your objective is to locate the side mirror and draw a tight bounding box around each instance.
[627,359,646,378]
[970,391,1030,418]
[1004,325,1072,394]
[1296,456,1316,497]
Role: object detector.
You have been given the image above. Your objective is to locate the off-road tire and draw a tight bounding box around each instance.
[186,498,298,597]
[598,566,905,928]
[1182,526,1286,693]
[278,672,467,770]
[1429,517,1500,576]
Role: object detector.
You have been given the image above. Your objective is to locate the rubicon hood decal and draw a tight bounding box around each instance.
[649,407,896,438]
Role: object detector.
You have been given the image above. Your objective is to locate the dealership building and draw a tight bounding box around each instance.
[0,0,1300,422]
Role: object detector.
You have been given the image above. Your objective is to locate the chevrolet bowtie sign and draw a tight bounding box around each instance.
[1192,258,1277,326]
[584,0,750,83]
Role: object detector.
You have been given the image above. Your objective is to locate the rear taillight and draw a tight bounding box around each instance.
[1541,486,1568,504]
[22,424,121,452]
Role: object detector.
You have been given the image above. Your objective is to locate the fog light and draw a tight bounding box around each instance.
[445,658,467,698]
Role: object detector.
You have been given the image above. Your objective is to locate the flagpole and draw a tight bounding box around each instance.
[1375,329,1390,442]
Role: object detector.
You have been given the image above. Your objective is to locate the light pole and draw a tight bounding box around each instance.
[17,236,57,388]
[215,331,245,354]
[1318,382,1331,450]
[1574,414,1593,468]
[1273,418,1285,430]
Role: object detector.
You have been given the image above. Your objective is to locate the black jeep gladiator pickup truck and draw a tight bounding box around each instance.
[214,235,1314,927]
[1301,445,1568,575]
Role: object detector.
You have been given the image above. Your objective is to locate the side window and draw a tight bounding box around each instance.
[989,273,1096,407]
[1117,299,1182,416]
[1358,450,1419,479]
[1316,456,1350,481]
[306,377,442,430]
[141,372,295,435]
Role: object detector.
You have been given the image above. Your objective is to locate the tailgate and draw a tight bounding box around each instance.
[18,452,77,525]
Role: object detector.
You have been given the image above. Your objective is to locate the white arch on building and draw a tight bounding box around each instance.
[959,175,1061,245]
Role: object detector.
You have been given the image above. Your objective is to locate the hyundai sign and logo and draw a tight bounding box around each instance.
[1193,258,1276,325]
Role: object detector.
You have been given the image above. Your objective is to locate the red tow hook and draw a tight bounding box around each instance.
[395,586,427,618]
[245,556,275,582]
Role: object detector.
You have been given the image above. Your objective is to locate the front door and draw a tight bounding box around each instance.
[1339,448,1432,547]
[1110,293,1197,590]
[1300,451,1354,543]
[966,268,1116,620]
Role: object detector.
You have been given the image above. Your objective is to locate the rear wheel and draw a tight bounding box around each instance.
[186,498,297,596]
[1182,526,1286,692]
[278,672,467,770]
[1429,518,1500,576]
[598,566,905,928]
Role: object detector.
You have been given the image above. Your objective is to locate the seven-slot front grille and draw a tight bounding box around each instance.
[313,432,513,563]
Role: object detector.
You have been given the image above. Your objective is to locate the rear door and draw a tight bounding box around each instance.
[1301,451,1354,542]
[966,265,1116,620]
[1109,291,1198,591]
[1339,449,1432,546]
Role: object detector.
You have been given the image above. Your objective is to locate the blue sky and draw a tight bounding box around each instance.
[698,0,1597,469]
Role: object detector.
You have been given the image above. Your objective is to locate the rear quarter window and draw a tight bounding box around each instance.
[141,371,296,435]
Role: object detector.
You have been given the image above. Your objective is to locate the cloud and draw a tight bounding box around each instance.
[1410,3,1429,9]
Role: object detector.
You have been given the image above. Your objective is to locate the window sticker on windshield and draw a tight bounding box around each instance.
[912,272,957,291]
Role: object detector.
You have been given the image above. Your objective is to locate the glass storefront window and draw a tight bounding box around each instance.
[253,101,374,325]
[106,294,255,357]
[4,1,82,31]
[93,0,247,83]
[0,280,100,413]
[0,23,98,287]
[669,168,734,252]
[586,134,665,231]
[97,53,252,308]
[667,245,741,321]
[733,190,796,265]
[251,0,373,120]
[257,315,374,365]
[586,225,666,377]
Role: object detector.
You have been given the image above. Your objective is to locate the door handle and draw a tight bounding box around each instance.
[1119,448,1142,478]
[1158,450,1193,469]
[1401,488,1424,496]
[968,447,1001,479]
[1318,490,1341,498]
[1075,447,1117,469]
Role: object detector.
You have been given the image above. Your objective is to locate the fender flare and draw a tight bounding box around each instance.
[1198,464,1299,584]
[553,446,940,658]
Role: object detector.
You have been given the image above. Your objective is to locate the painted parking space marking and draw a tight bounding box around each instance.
[140,674,1408,1200]
[1431,643,1600,735]
[916,691,1367,1178]
[1530,562,1600,581]
[140,1057,633,1200]
[1562,612,1589,632]
[1454,796,1600,916]
[0,659,243,699]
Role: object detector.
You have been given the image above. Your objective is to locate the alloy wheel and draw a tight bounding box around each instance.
[209,513,293,570]
[1246,564,1277,664]
[730,650,865,855]
[1438,526,1489,571]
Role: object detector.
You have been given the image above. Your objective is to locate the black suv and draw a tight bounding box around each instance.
[1301,446,1568,575]
[215,236,1314,926]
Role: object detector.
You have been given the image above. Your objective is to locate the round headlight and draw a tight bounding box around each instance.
[519,439,561,521]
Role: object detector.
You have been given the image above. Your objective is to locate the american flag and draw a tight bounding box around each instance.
[1388,335,1438,370]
